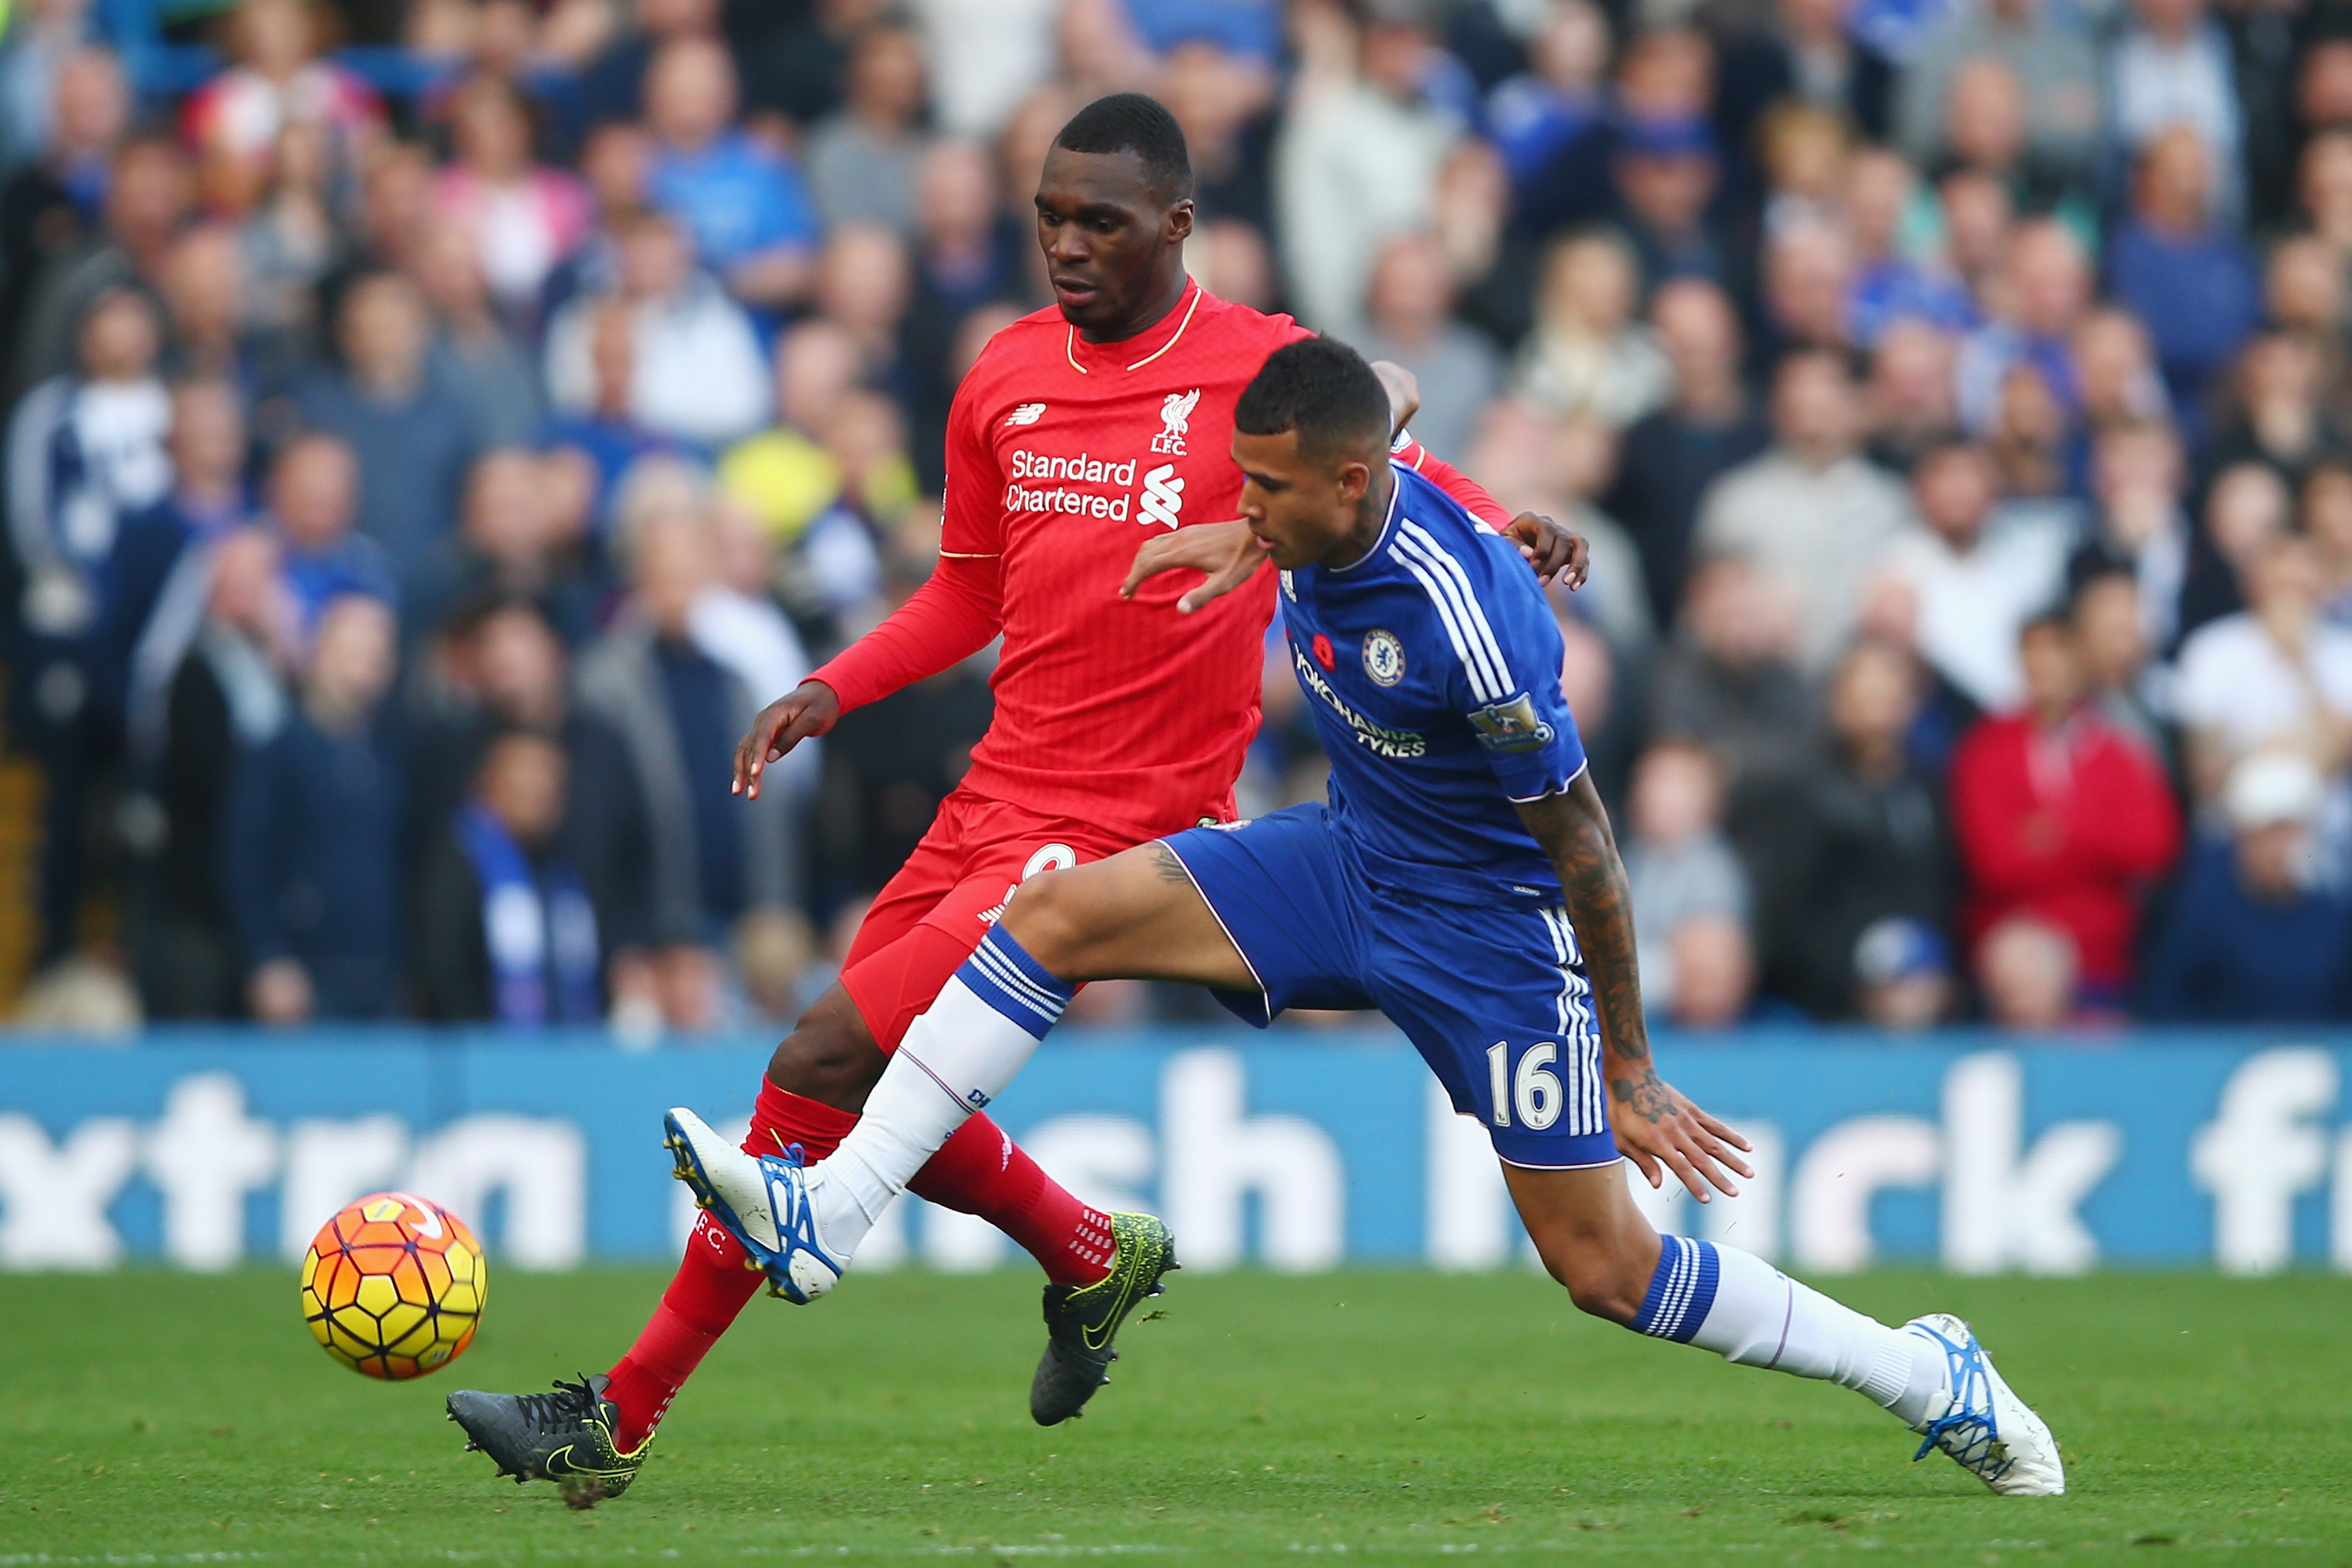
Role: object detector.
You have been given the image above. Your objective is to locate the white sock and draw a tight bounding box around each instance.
[808,927,1073,1254]
[1632,1236,1949,1428]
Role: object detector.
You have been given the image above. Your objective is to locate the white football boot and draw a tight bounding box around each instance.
[1904,1312,2066,1496]
[662,1107,846,1304]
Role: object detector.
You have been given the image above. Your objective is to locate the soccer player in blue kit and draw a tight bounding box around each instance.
[665,337,2065,1497]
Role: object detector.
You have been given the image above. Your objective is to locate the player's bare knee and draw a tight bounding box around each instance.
[999,869,1088,975]
[764,993,884,1110]
[1530,1232,1648,1325]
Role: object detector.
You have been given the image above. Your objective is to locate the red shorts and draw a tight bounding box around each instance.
[840,788,1137,1051]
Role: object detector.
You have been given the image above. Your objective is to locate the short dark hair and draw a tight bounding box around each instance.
[1235,337,1390,462]
[1052,93,1192,201]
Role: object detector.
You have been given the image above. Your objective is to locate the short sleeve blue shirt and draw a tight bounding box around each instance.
[1276,463,1587,904]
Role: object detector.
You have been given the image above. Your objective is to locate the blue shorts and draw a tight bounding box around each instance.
[1163,804,1617,1169]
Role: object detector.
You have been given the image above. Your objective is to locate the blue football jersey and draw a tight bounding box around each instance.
[1276,463,1588,904]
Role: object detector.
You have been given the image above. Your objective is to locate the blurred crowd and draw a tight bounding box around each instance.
[9,0,2352,1034]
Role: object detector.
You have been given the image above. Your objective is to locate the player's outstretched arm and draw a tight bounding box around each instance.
[1516,774,1755,1203]
[1120,521,1267,614]
[732,680,842,799]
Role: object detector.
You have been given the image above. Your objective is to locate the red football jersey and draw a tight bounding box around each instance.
[811,279,1512,842]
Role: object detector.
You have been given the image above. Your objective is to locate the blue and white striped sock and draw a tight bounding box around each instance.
[811,927,1074,1247]
[1629,1234,1722,1342]
[955,926,1077,1041]
[1628,1236,1940,1424]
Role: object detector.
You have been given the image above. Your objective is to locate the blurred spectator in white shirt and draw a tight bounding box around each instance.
[544,211,771,445]
[1874,441,2074,712]
[1696,350,1912,671]
[1275,1,1463,342]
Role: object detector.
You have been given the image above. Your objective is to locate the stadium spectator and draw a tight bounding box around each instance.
[2107,0,2243,227]
[1853,916,1955,1030]
[899,140,1028,479]
[1874,441,2073,713]
[429,75,593,325]
[1694,350,1911,671]
[2106,127,2258,421]
[1624,740,1751,1025]
[642,34,819,310]
[1610,114,1723,297]
[123,524,294,1018]
[575,0,718,132]
[1950,614,2181,1005]
[1509,230,1671,427]
[1607,280,1769,630]
[412,728,603,1024]
[412,448,597,646]
[1894,0,2102,183]
[543,210,771,445]
[240,122,342,336]
[1359,232,1497,464]
[1956,220,2092,437]
[1740,637,1952,1018]
[408,599,653,985]
[295,270,477,583]
[576,493,803,1029]
[2145,750,2352,1021]
[2175,532,2352,808]
[2071,567,2175,769]
[1274,2,1461,342]
[0,48,126,358]
[13,136,190,397]
[1864,319,1964,475]
[1649,556,1818,791]
[1978,912,2081,1029]
[1843,147,1973,353]
[6,287,172,965]
[178,0,383,203]
[2071,422,2191,655]
[804,19,931,236]
[412,218,544,450]
[263,432,397,628]
[226,592,405,1022]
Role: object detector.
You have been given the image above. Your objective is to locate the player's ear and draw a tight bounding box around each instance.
[1163,198,1196,246]
[1335,458,1372,506]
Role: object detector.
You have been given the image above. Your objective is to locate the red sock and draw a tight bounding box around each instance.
[910,1115,1115,1287]
[604,1081,849,1449]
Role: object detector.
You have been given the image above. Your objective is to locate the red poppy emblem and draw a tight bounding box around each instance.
[1312,633,1335,670]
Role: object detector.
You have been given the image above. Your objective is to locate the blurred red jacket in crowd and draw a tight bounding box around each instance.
[1950,711,2182,993]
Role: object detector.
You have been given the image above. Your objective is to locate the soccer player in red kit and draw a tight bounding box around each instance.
[445,93,1581,1505]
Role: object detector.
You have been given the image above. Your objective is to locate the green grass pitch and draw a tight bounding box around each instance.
[2,1267,2348,1565]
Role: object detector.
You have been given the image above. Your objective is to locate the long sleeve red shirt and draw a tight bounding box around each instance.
[808,283,1514,840]
[1949,710,2183,989]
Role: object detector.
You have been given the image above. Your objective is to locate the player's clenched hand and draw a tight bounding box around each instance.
[732,680,840,799]
[1505,512,1589,589]
[1120,518,1266,614]
[1611,1063,1755,1203]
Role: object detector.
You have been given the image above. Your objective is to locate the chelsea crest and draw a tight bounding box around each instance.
[1363,629,1405,687]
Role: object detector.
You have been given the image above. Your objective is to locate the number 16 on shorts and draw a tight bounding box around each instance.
[1484,1037,1605,1134]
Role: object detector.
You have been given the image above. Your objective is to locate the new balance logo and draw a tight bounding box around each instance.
[1004,402,1047,426]
[1140,463,1185,530]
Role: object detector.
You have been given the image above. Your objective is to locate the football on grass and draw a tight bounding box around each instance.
[300,1192,488,1380]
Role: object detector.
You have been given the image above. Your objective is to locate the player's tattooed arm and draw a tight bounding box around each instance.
[1149,843,1194,884]
[1517,775,1755,1202]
